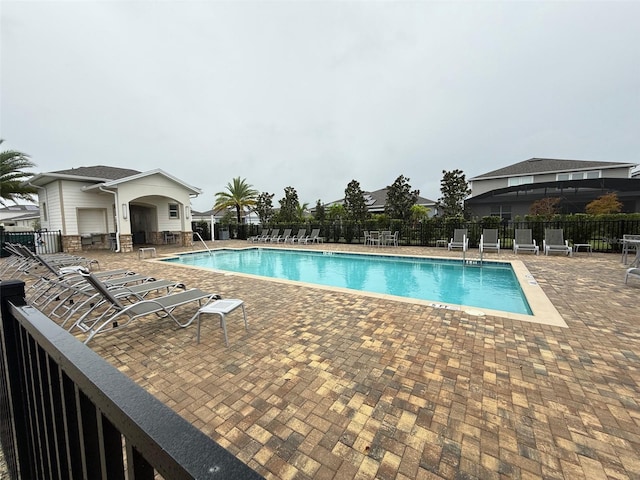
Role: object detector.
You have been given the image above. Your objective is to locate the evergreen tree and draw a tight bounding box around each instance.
[385,175,419,221]
[277,186,299,222]
[343,180,368,222]
[437,169,471,217]
[314,200,326,223]
[254,192,275,224]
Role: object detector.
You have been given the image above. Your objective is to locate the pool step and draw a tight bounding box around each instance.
[463,258,483,266]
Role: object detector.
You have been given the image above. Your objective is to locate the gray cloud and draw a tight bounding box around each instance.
[2,1,638,212]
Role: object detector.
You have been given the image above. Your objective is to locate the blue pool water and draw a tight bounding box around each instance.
[163,248,532,315]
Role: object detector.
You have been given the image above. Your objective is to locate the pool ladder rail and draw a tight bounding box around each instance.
[193,231,213,256]
[462,244,483,266]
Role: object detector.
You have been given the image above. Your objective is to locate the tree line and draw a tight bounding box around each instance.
[1,139,625,226]
[213,167,625,229]
[213,169,472,225]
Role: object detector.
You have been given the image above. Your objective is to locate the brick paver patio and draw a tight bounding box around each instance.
[14,241,640,479]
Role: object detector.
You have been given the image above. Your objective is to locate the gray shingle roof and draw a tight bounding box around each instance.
[51,165,141,180]
[328,187,435,211]
[471,158,636,180]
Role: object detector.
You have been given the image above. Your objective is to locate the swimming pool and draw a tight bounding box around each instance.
[163,248,534,315]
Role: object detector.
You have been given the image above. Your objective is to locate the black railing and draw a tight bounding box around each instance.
[0,280,263,480]
[0,229,63,257]
[236,219,640,252]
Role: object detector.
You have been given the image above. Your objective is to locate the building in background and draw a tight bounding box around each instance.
[466,158,640,220]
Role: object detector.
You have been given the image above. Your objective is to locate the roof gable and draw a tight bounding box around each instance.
[27,165,142,186]
[83,169,201,195]
[471,158,636,180]
[51,165,141,180]
[27,166,200,195]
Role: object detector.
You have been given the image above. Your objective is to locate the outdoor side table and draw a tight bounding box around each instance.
[573,244,592,256]
[196,299,247,346]
[138,247,157,259]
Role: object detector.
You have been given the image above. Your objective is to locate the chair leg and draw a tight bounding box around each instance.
[241,304,248,332]
[220,314,228,347]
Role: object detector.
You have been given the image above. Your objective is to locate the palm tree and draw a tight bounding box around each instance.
[296,202,309,222]
[1,140,37,206]
[213,177,259,223]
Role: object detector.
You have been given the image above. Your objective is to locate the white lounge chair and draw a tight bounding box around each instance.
[479,229,500,254]
[257,229,273,242]
[288,229,306,243]
[299,228,323,244]
[544,229,572,256]
[276,229,292,243]
[513,229,539,255]
[448,229,468,251]
[265,229,280,242]
[625,268,640,284]
[248,229,269,242]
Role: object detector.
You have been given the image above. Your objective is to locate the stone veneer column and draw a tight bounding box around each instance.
[118,234,133,253]
[62,235,82,253]
[180,232,193,247]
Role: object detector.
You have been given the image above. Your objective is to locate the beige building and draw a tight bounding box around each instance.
[26,166,202,253]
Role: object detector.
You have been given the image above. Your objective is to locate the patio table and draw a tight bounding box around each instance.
[196,299,247,346]
[573,243,592,256]
[622,237,640,267]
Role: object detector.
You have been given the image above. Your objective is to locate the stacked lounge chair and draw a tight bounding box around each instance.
[65,271,221,344]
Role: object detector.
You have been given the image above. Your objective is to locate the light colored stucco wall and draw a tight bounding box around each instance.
[118,174,193,233]
[117,174,192,205]
[470,178,507,196]
[59,180,114,235]
[38,183,62,232]
[35,173,195,238]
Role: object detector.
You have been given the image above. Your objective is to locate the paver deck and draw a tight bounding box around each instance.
[9,241,640,479]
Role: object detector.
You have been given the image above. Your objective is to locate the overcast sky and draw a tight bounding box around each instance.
[2,1,639,212]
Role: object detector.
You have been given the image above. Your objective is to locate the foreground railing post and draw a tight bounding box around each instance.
[0,280,33,479]
[1,279,265,479]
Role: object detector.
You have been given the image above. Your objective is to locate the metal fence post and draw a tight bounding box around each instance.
[0,280,32,479]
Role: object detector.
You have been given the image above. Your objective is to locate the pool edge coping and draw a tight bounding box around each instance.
[150,246,568,328]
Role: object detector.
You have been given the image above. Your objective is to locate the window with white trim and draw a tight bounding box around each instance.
[507,176,533,187]
[169,203,179,219]
[557,170,600,181]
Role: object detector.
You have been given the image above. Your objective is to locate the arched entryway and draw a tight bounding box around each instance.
[130,204,158,245]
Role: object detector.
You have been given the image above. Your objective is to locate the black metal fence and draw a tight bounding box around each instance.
[0,280,263,480]
[0,229,63,257]
[234,218,640,252]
